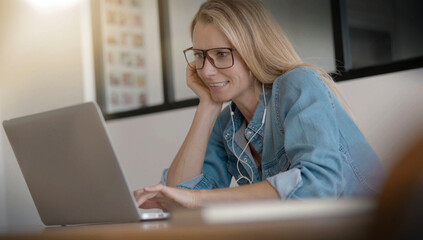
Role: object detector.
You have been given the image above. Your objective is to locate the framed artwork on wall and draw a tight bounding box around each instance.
[91,0,164,117]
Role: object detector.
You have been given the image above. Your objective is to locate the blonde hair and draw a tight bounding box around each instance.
[190,0,357,122]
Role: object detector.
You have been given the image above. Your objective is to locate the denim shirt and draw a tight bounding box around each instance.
[162,67,385,199]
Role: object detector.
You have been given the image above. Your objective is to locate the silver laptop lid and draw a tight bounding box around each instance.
[3,102,141,225]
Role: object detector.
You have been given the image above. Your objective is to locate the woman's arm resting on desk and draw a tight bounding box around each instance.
[133,181,280,210]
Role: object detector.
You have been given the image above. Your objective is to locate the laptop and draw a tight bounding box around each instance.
[2,102,169,226]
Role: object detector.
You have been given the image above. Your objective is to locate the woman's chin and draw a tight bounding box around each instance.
[211,94,231,103]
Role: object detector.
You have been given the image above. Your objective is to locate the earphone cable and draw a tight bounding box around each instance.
[231,83,267,184]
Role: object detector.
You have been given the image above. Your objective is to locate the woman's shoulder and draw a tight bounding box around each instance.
[272,67,323,91]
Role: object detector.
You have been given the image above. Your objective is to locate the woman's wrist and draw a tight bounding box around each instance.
[198,100,222,111]
[193,182,281,207]
[197,101,222,119]
[195,189,208,207]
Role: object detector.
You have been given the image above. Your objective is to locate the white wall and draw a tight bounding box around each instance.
[106,107,196,190]
[169,0,206,101]
[339,69,423,169]
[0,0,8,229]
[0,72,6,229]
[1,0,422,232]
[0,0,87,230]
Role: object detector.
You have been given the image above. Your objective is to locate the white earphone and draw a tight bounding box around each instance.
[230,83,267,184]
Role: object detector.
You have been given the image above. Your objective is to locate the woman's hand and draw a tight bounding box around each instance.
[186,64,219,106]
[133,184,201,211]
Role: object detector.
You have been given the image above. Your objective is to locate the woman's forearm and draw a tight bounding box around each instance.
[167,101,222,187]
[197,181,280,205]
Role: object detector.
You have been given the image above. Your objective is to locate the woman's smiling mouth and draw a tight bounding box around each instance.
[209,81,229,88]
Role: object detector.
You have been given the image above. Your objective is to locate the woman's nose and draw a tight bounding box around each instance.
[202,56,218,76]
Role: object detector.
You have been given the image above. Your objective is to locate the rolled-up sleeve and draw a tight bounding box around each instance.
[160,168,206,189]
[267,68,345,199]
[161,109,232,190]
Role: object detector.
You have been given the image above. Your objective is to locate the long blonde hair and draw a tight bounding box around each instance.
[190,0,357,122]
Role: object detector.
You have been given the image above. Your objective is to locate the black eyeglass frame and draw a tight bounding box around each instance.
[183,47,237,70]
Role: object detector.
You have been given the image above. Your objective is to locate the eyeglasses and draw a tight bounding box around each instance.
[183,47,236,70]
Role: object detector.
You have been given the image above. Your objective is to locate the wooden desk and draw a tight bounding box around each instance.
[0,212,373,240]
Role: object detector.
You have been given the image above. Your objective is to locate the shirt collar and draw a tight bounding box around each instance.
[229,87,272,137]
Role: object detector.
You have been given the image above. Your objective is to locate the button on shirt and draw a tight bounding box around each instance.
[161,67,385,199]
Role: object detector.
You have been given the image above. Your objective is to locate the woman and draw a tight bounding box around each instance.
[134,0,384,210]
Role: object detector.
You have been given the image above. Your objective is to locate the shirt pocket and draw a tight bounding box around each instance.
[264,147,290,177]
[227,155,251,185]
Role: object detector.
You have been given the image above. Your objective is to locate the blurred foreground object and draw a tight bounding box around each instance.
[371,134,423,239]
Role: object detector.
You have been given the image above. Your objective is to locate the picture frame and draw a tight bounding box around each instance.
[91,0,164,118]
